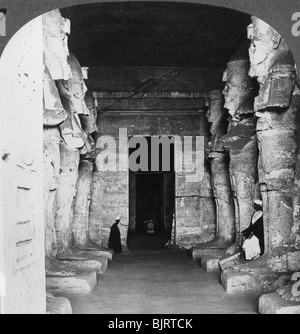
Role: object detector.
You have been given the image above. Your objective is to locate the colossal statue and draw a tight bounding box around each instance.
[222,56,259,256]
[199,90,235,249]
[247,16,300,300]
[248,16,299,261]
[43,9,72,81]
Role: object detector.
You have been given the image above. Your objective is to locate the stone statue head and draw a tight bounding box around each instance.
[222,59,256,120]
[43,9,72,81]
[248,16,296,111]
[206,90,224,123]
[66,52,90,116]
[206,90,224,133]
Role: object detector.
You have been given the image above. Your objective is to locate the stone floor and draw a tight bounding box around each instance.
[66,246,261,314]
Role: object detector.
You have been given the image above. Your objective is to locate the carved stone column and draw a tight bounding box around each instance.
[72,159,94,248]
[222,56,259,255]
[200,90,235,249]
[43,9,70,259]
[72,92,100,249]
[248,16,299,262]
[57,52,89,151]
[55,142,80,253]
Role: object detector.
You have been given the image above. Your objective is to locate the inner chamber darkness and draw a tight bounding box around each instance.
[128,137,175,249]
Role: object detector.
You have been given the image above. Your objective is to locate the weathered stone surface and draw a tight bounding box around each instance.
[176,196,216,248]
[257,105,298,257]
[55,141,80,253]
[57,52,91,150]
[77,248,114,261]
[80,91,99,136]
[248,16,300,262]
[191,248,222,262]
[43,127,60,258]
[248,16,296,110]
[221,270,262,294]
[42,9,72,81]
[227,134,258,237]
[43,64,68,127]
[259,293,300,314]
[201,252,223,272]
[219,252,241,271]
[221,256,292,294]
[46,271,97,295]
[89,171,129,248]
[72,160,94,248]
[57,249,109,274]
[222,52,259,255]
[209,153,235,247]
[195,89,236,253]
[46,293,73,314]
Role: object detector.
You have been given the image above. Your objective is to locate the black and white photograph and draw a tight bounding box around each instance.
[0,0,300,318]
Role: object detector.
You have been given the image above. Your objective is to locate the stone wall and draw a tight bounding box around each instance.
[0,15,46,313]
[93,105,216,248]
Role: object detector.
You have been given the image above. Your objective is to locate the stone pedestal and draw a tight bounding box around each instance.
[46,293,73,314]
[46,271,97,296]
[221,269,291,295]
[192,248,224,272]
[57,248,109,274]
[259,293,300,314]
[201,251,224,272]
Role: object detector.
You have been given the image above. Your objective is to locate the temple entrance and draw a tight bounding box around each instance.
[128,137,175,249]
[136,173,164,234]
[1,0,300,314]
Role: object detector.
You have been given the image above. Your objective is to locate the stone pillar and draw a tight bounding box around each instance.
[222,54,259,255]
[199,90,235,249]
[55,51,92,254]
[72,89,99,249]
[72,160,94,248]
[248,16,299,261]
[43,127,60,258]
[42,9,70,259]
[55,141,80,254]
[210,152,235,246]
[57,52,89,151]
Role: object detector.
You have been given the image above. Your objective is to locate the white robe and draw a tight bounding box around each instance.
[242,235,260,260]
[242,210,263,260]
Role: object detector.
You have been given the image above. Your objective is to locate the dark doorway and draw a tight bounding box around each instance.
[128,136,175,249]
[136,173,164,234]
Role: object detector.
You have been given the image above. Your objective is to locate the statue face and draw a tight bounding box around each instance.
[247,20,279,82]
[206,92,223,124]
[67,53,90,115]
[248,16,296,111]
[43,9,72,81]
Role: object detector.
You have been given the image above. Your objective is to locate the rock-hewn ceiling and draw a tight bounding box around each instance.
[61,2,251,68]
